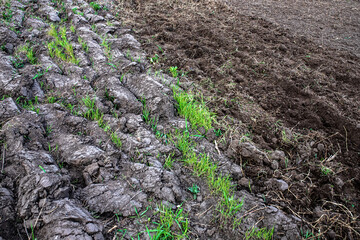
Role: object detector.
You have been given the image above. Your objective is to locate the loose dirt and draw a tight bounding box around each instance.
[116,0,360,239]
[226,0,360,58]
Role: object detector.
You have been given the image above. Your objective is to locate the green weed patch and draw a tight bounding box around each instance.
[169,122,244,228]
[47,24,79,64]
[147,203,189,239]
[173,88,214,131]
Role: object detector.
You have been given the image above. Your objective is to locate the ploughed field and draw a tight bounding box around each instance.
[0,0,359,239]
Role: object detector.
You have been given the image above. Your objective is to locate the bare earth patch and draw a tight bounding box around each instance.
[226,0,360,57]
[117,0,360,238]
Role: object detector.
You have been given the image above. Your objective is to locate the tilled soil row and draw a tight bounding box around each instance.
[115,0,360,239]
[0,0,305,239]
[225,0,360,58]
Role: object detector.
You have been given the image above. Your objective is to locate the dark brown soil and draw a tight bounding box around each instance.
[226,0,360,58]
[117,0,360,238]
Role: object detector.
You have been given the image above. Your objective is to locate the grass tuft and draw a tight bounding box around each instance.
[111,132,122,148]
[164,153,175,170]
[78,36,89,52]
[47,24,79,64]
[2,0,13,22]
[100,34,112,60]
[147,203,189,239]
[81,96,122,149]
[26,47,37,64]
[90,2,103,12]
[82,96,103,122]
[170,125,244,227]
[17,44,37,64]
[16,97,40,114]
[173,88,214,131]
[245,226,274,240]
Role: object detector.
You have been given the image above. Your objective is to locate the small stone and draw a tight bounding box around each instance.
[194,226,206,234]
[273,170,281,178]
[327,230,336,239]
[277,179,289,191]
[5,43,14,54]
[294,173,302,181]
[207,228,216,236]
[142,138,151,145]
[161,187,175,203]
[161,200,176,210]
[57,184,71,197]
[200,201,208,211]
[334,177,344,188]
[271,160,279,170]
[239,177,250,187]
[130,178,140,186]
[86,223,100,234]
[148,159,162,168]
[265,178,288,191]
[131,163,145,171]
[279,159,287,168]
[241,148,252,158]
[279,44,287,52]
[85,163,99,176]
[230,163,243,178]
[314,206,324,218]
[38,198,47,208]
[39,176,52,188]
[265,206,279,214]
[317,143,325,151]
